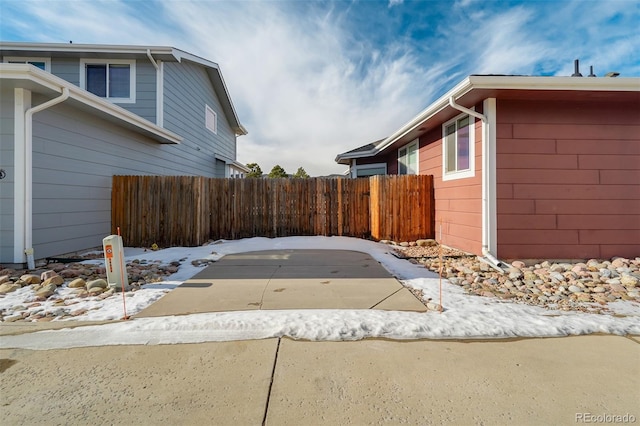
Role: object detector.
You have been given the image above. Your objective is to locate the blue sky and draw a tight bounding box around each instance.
[2,0,639,176]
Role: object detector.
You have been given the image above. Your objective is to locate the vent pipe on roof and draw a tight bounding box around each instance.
[588,66,596,77]
[571,59,582,77]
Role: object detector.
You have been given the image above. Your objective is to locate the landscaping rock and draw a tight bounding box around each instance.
[20,274,41,285]
[0,282,22,294]
[86,279,108,290]
[68,278,87,288]
[43,275,64,286]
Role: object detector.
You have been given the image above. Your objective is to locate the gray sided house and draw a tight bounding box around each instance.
[0,42,248,266]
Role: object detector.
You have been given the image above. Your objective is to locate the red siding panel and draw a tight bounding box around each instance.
[499,139,556,154]
[498,230,579,245]
[579,230,640,245]
[557,139,640,155]
[498,199,535,214]
[496,98,640,259]
[497,154,578,169]
[498,244,601,260]
[558,215,640,230]
[600,245,640,259]
[513,184,635,200]
[513,123,640,140]
[535,199,640,215]
[497,169,599,184]
[497,214,557,229]
[579,155,640,170]
[600,170,640,184]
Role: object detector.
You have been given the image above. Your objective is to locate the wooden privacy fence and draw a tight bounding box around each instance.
[112,175,434,247]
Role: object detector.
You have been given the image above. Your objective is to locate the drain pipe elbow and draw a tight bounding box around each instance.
[146,49,159,70]
[481,248,507,273]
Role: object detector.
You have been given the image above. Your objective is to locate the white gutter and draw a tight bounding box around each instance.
[448,96,506,272]
[23,87,70,267]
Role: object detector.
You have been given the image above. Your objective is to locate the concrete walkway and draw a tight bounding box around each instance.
[136,249,427,317]
[1,335,638,425]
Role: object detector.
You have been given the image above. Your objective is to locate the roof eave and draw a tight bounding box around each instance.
[0,63,182,144]
[358,75,640,159]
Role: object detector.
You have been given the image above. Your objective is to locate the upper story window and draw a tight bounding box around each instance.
[442,113,475,181]
[353,163,386,177]
[398,140,418,175]
[3,57,51,72]
[205,105,217,134]
[80,59,136,103]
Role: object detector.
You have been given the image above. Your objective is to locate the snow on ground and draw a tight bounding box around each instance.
[1,236,639,350]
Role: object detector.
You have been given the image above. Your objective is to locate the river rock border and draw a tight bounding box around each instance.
[387,240,640,314]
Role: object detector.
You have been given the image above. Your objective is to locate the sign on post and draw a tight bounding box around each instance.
[102,235,130,292]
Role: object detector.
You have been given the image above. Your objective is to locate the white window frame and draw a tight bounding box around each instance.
[205,105,217,134]
[398,139,419,175]
[79,58,136,103]
[353,162,387,178]
[3,56,51,72]
[442,112,475,181]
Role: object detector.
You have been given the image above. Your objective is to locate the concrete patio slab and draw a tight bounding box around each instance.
[262,278,403,310]
[135,249,425,317]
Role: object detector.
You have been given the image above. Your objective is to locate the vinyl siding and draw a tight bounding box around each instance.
[164,61,236,164]
[496,98,640,259]
[123,59,156,122]
[26,96,217,260]
[0,88,15,262]
[51,57,80,85]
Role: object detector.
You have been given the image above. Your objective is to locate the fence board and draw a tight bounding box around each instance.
[112,175,433,247]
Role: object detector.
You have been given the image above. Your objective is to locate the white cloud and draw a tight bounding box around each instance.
[161,1,432,176]
[388,0,404,8]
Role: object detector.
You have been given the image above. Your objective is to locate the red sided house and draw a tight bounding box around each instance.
[336,74,640,261]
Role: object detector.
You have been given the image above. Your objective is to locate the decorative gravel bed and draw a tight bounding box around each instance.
[388,240,640,314]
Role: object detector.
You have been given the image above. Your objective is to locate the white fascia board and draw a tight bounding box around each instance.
[468,75,640,91]
[1,41,176,56]
[0,63,182,144]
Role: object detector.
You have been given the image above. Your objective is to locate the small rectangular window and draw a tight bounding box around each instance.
[205,105,217,134]
[355,164,386,177]
[442,113,475,180]
[80,59,135,103]
[398,140,418,175]
[4,57,51,71]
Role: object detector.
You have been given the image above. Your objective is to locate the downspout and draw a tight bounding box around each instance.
[24,87,70,268]
[448,96,506,272]
[147,49,163,127]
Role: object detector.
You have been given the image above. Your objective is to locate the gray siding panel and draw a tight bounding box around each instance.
[26,96,222,259]
[51,58,80,85]
[164,61,237,163]
[0,88,15,262]
[119,60,156,123]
